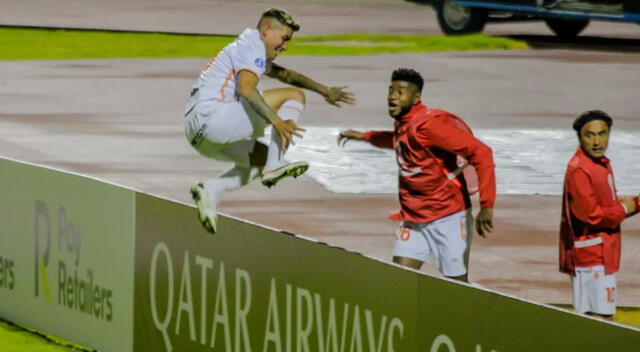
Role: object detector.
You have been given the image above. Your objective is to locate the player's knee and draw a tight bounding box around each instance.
[289,88,306,105]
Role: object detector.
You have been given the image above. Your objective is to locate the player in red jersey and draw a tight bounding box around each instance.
[338,68,496,282]
[559,110,639,319]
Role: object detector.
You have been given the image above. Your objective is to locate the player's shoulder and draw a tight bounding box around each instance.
[420,109,461,130]
[568,154,581,168]
[236,28,264,50]
[421,108,457,123]
[426,108,454,117]
[567,149,594,173]
[566,161,590,182]
[231,28,266,64]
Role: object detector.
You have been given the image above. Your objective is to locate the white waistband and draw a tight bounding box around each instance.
[575,265,604,273]
[574,236,603,249]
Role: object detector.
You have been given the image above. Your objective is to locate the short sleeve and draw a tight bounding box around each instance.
[232,34,267,78]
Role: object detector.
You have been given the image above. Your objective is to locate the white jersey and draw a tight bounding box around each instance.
[193,28,271,104]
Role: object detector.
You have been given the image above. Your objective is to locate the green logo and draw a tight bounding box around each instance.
[34,200,114,321]
[34,200,53,302]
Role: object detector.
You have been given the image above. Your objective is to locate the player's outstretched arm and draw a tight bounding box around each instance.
[337,129,365,147]
[267,63,356,107]
[237,70,303,149]
[323,86,356,107]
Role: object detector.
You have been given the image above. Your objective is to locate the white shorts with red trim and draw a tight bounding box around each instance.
[393,210,473,277]
[572,265,616,316]
[185,99,266,168]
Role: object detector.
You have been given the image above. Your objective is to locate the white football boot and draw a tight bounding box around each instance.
[261,161,309,188]
[190,183,217,234]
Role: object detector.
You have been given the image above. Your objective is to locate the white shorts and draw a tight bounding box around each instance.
[572,265,616,316]
[393,210,473,277]
[184,99,266,167]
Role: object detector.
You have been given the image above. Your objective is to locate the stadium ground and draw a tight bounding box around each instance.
[2,48,639,305]
[0,0,639,346]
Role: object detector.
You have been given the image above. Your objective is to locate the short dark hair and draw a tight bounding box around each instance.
[391,68,424,92]
[261,8,300,31]
[573,110,613,134]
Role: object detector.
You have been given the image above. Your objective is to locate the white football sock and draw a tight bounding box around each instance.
[265,99,304,171]
[204,165,260,201]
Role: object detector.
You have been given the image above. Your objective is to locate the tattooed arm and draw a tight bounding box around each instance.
[266,62,356,107]
[236,70,301,148]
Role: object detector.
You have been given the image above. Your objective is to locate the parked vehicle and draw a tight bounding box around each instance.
[407,0,640,36]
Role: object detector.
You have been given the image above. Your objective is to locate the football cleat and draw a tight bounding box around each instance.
[261,161,309,188]
[190,183,217,234]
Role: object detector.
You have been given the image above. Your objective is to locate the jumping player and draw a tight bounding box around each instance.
[185,8,355,233]
[337,68,495,282]
[559,110,639,319]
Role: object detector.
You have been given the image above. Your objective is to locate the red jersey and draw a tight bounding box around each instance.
[559,147,636,275]
[363,103,496,223]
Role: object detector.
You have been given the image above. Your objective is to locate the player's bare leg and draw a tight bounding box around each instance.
[192,141,264,234]
[263,87,306,110]
[261,88,309,187]
[191,88,309,233]
[393,256,423,270]
[393,256,468,282]
[192,164,260,234]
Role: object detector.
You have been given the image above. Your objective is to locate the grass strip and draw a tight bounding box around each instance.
[292,33,528,55]
[615,306,640,327]
[550,304,640,327]
[0,27,527,60]
[0,304,636,351]
[0,318,93,352]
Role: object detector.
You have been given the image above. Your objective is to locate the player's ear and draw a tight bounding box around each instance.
[412,90,421,104]
[258,18,272,36]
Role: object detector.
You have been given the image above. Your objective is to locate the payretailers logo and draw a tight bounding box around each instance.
[33,200,114,321]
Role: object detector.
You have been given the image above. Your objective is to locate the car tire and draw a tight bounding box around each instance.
[436,0,487,35]
[545,18,590,38]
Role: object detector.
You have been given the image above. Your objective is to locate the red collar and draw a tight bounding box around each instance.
[576,146,609,166]
[398,102,427,124]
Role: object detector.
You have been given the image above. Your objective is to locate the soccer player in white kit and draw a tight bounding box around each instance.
[185,8,355,233]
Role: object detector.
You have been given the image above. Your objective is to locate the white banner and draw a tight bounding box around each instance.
[0,158,135,352]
